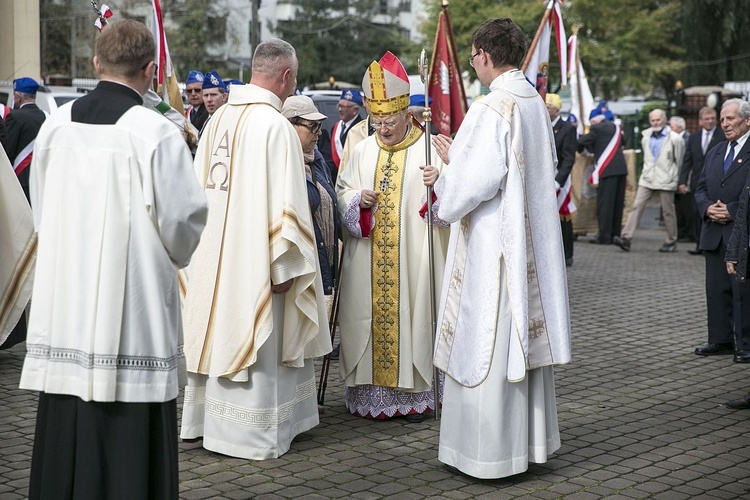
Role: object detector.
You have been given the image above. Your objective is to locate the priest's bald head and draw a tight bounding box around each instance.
[250,39,298,104]
[94,20,157,95]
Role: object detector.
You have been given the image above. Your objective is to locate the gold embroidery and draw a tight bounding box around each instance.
[440,320,455,344]
[527,262,537,284]
[370,125,423,387]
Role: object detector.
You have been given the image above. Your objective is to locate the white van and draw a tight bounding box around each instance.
[0,83,84,115]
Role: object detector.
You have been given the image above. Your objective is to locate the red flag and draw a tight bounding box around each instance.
[428,8,468,136]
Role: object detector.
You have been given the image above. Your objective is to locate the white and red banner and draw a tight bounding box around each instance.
[94,4,112,31]
[150,0,184,115]
[567,33,595,135]
[557,175,576,216]
[523,0,567,101]
[428,7,468,136]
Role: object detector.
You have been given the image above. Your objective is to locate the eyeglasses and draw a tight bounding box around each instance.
[294,121,323,134]
[186,88,202,94]
[371,118,400,129]
[468,51,480,68]
[338,103,357,110]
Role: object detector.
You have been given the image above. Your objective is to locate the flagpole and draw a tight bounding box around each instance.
[419,48,440,421]
[521,0,554,74]
[572,28,585,131]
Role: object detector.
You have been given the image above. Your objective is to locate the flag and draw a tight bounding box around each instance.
[567,33,595,135]
[427,7,468,136]
[523,0,567,101]
[150,0,184,115]
[94,3,113,32]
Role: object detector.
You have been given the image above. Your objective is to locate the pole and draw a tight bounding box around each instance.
[573,31,585,131]
[520,0,554,74]
[419,48,440,420]
[317,240,345,405]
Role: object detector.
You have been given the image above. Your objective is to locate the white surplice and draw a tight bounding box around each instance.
[180,84,330,459]
[433,69,571,479]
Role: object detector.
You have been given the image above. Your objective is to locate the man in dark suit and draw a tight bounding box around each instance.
[327,89,363,179]
[1,77,46,201]
[694,98,750,360]
[578,112,628,244]
[679,106,725,254]
[546,93,578,266]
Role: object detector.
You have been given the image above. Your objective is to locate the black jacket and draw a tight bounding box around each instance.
[307,149,340,294]
[1,103,46,200]
[679,127,725,191]
[552,118,578,185]
[694,140,750,251]
[577,121,627,178]
[725,168,750,280]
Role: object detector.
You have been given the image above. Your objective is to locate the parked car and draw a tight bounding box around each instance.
[0,84,85,114]
[303,89,366,134]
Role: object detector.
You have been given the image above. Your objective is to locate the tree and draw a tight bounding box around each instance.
[274,0,417,87]
[418,0,686,99]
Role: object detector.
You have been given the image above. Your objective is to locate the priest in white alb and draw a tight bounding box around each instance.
[433,18,571,479]
[336,52,449,422]
[180,39,331,460]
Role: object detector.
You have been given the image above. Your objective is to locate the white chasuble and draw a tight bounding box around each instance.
[336,122,448,393]
[183,84,330,382]
[0,148,35,344]
[180,84,330,459]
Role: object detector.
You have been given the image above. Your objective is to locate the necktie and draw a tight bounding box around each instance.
[723,141,737,174]
[339,122,347,140]
[702,131,710,155]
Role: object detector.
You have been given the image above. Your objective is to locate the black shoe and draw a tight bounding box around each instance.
[614,236,630,252]
[658,243,677,253]
[589,239,610,245]
[404,412,428,423]
[694,342,734,356]
[725,395,750,409]
[565,258,573,267]
[687,248,703,255]
[329,343,340,361]
[734,350,750,363]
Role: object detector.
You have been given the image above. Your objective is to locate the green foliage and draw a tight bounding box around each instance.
[40,0,73,77]
[274,0,417,87]
[166,0,211,78]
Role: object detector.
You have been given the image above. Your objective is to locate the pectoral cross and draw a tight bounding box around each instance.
[379,177,390,192]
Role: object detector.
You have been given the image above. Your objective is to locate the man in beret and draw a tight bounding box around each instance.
[1,77,46,201]
[184,70,209,132]
[329,89,363,174]
[199,71,227,136]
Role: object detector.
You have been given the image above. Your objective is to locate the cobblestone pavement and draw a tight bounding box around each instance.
[2,228,750,499]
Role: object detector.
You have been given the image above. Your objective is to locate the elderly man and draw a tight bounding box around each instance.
[680,106,725,254]
[546,92,578,266]
[336,51,449,423]
[19,20,207,498]
[198,71,226,135]
[694,98,750,360]
[180,39,331,460]
[1,77,46,200]
[184,70,209,131]
[616,109,685,252]
[433,18,570,479]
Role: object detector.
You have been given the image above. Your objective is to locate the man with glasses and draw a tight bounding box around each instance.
[184,70,209,132]
[335,51,449,423]
[181,38,331,460]
[432,18,570,479]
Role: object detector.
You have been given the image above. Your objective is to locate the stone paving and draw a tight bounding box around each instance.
[2,228,750,499]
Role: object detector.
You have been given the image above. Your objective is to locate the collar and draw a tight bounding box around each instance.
[731,129,750,152]
[227,83,282,111]
[95,80,144,105]
[375,117,423,153]
[551,115,561,128]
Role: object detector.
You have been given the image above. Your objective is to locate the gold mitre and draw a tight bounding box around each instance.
[361,51,411,116]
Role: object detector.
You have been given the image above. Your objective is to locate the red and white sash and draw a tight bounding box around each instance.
[330,120,344,169]
[0,104,10,121]
[557,175,576,216]
[13,140,35,176]
[588,123,622,185]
